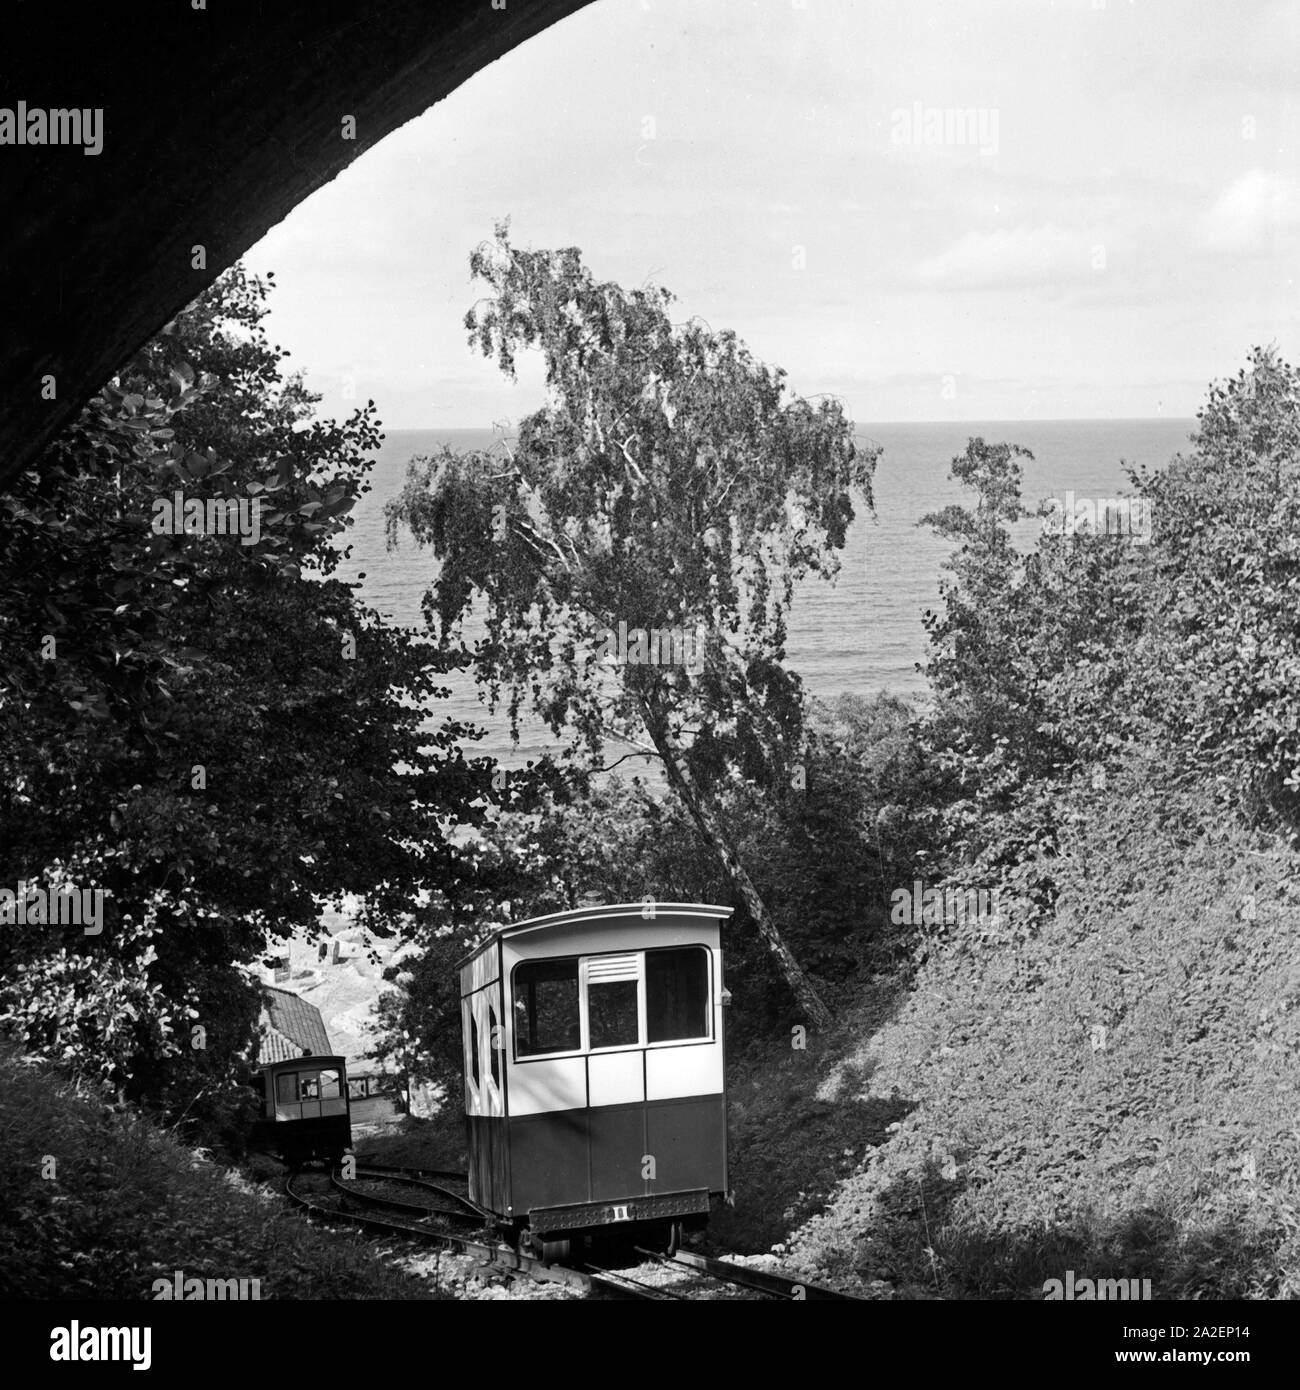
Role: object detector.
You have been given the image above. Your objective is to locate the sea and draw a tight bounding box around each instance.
[333,419,1197,780]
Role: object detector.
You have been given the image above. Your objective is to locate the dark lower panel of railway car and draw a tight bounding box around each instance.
[468,1093,725,1225]
[251,1114,351,1163]
[467,1106,510,1213]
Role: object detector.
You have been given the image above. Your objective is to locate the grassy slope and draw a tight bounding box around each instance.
[735,773,1300,1298]
[15,757,1294,1303]
[349,777,1300,1304]
[0,1045,447,1299]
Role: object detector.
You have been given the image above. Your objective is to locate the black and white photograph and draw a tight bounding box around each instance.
[1,0,1295,1365]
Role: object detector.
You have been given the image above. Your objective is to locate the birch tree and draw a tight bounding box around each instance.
[386,226,875,1027]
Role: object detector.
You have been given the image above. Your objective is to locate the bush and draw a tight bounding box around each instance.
[0,1044,446,1299]
[785,762,1300,1298]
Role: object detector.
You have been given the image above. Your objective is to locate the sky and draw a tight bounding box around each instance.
[242,0,1300,427]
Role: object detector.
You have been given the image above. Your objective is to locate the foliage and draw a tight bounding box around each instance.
[787,763,1300,1298]
[1120,347,1300,823]
[913,355,1300,944]
[388,225,873,778]
[378,691,929,1086]
[0,1043,444,1299]
[0,267,501,1124]
[385,224,876,1024]
[756,350,1300,1298]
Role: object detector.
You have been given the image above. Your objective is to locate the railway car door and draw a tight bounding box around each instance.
[316,1066,347,1119]
[463,991,502,1115]
[463,978,506,1211]
[581,952,647,1201]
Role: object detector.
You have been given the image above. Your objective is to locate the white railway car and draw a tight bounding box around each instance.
[459,901,733,1261]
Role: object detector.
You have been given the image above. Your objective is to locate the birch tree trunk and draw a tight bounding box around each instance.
[643,708,834,1031]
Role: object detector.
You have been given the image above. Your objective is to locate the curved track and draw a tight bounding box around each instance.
[285,1163,865,1301]
[285,1168,593,1293]
[342,1164,491,1223]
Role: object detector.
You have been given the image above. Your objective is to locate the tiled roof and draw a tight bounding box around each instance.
[258,1027,297,1065]
[257,985,332,1064]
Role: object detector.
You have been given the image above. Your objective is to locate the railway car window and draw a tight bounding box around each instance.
[488,1004,501,1086]
[647,947,709,1042]
[470,1012,481,1086]
[275,1072,297,1104]
[514,958,580,1057]
[584,953,641,1050]
[301,1074,320,1100]
[318,1070,340,1099]
[588,979,639,1049]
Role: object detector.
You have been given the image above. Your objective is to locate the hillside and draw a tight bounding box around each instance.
[0,1044,445,1300]
[718,766,1300,1299]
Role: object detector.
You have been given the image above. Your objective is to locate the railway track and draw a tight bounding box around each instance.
[285,1163,864,1301]
[343,1160,473,1185]
[341,1164,492,1224]
[629,1244,864,1301]
[288,1165,662,1298]
[284,1168,591,1294]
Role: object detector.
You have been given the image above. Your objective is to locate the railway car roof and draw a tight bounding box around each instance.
[456,901,733,969]
[257,1053,347,1073]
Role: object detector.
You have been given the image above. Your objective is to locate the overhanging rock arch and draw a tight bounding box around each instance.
[0,0,594,491]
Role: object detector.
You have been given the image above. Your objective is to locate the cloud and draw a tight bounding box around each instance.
[1202,169,1300,253]
[912,223,1097,290]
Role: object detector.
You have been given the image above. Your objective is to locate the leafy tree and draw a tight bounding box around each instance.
[914,349,1300,944]
[375,781,645,1095]
[805,351,1300,1295]
[385,226,875,1027]
[1122,347,1300,824]
[378,690,929,1086]
[0,267,506,1123]
[915,431,1175,940]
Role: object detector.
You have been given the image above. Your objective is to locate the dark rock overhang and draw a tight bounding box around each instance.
[0,0,593,491]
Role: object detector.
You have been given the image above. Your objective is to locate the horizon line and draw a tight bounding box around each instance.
[379,415,1200,432]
